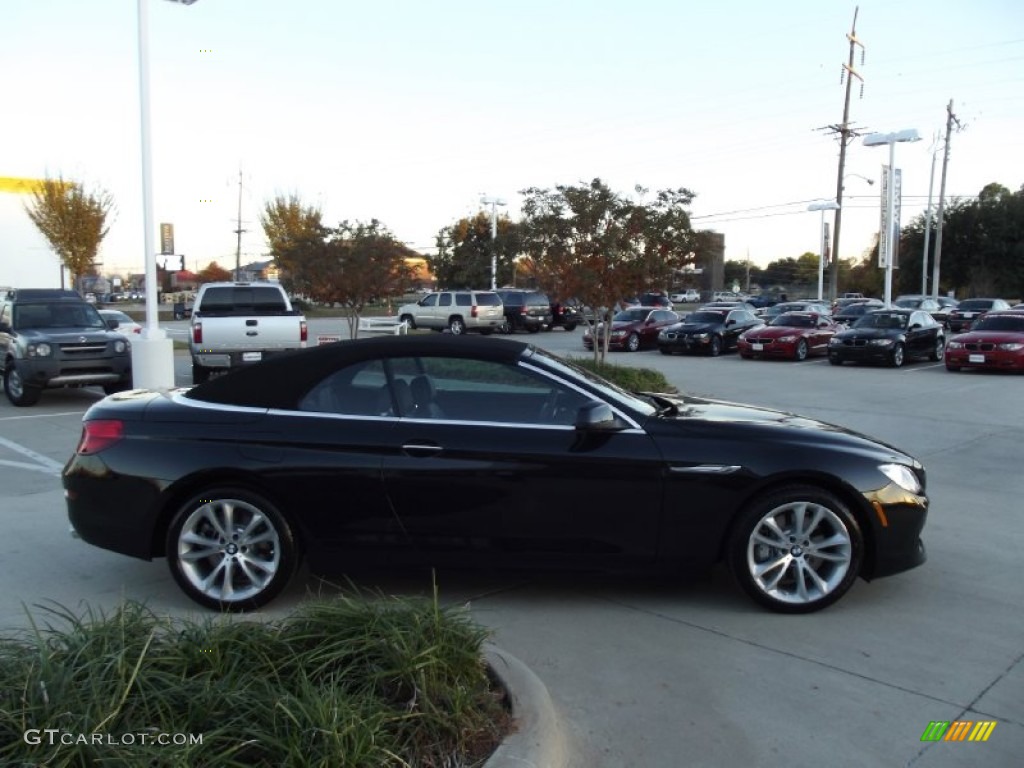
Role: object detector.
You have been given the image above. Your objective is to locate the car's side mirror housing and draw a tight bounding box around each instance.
[106,318,119,330]
[909,323,921,330]
[575,401,627,432]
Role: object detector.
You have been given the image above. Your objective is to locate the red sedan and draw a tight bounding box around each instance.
[944,312,1024,372]
[738,312,837,361]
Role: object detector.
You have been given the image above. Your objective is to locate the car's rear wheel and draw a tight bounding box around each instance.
[708,335,722,357]
[727,486,863,613]
[192,363,210,385]
[794,339,808,361]
[828,355,842,366]
[563,323,577,332]
[399,313,416,330]
[448,317,466,335]
[889,342,905,368]
[930,336,945,362]
[945,364,961,372]
[626,333,641,352]
[3,362,41,407]
[499,319,512,334]
[166,487,298,611]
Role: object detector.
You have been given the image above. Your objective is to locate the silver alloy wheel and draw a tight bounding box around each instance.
[175,497,282,604]
[891,342,905,367]
[745,500,853,606]
[795,339,808,361]
[626,332,640,352]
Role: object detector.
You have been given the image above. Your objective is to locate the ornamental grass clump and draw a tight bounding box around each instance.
[0,594,511,767]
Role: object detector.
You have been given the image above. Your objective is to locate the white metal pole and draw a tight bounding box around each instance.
[921,150,936,296]
[884,141,897,308]
[138,0,159,336]
[489,201,498,290]
[817,207,826,301]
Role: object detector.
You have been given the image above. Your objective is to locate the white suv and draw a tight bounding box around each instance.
[670,289,701,303]
[398,290,504,335]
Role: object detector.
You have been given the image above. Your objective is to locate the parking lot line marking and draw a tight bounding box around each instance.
[0,411,84,421]
[0,458,62,477]
[0,436,65,475]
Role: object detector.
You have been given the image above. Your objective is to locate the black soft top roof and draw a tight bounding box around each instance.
[186,334,532,409]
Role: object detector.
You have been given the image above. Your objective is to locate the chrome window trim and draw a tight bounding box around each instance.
[517,360,644,430]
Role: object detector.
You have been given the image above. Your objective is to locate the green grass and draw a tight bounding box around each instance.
[0,594,511,767]
[567,356,677,394]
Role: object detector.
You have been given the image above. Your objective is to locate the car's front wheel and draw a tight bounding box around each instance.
[166,487,299,611]
[794,339,808,361]
[930,336,945,362]
[626,333,641,352]
[708,335,722,357]
[399,313,416,330]
[3,362,41,407]
[889,342,905,368]
[727,486,863,613]
[103,376,133,396]
[448,317,466,335]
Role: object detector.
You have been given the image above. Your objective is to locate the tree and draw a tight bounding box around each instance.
[433,212,520,289]
[196,261,232,284]
[519,179,697,361]
[24,175,114,287]
[260,194,326,297]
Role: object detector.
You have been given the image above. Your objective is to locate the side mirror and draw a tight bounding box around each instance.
[0,321,10,333]
[726,319,736,326]
[909,323,921,330]
[106,318,119,330]
[575,401,626,432]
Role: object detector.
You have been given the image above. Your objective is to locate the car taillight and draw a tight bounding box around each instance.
[192,321,202,344]
[300,319,308,342]
[133,327,142,334]
[519,307,528,315]
[77,420,124,454]
[471,305,478,318]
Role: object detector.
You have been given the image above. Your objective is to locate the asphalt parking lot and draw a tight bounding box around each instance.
[1,322,1021,767]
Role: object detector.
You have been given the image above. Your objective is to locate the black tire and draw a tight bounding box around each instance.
[659,347,672,355]
[946,364,961,372]
[828,355,843,366]
[726,485,863,613]
[794,339,808,361]
[626,333,641,352]
[527,326,541,334]
[3,362,42,407]
[192,363,211,385]
[399,314,416,330]
[708,335,722,357]
[563,323,577,332]
[499,319,512,335]
[479,329,494,336]
[103,376,133,396]
[448,317,466,335]
[889,342,905,368]
[929,336,945,362]
[166,487,299,611]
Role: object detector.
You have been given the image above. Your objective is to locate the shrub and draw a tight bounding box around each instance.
[567,357,678,394]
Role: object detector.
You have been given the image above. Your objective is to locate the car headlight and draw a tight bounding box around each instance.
[828,337,841,345]
[946,340,963,349]
[694,332,709,340]
[879,463,922,494]
[27,342,53,357]
[869,338,894,346]
[114,340,129,354]
[777,335,796,343]
[997,342,1023,351]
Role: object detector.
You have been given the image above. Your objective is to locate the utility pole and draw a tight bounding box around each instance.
[821,6,864,302]
[233,168,246,281]
[931,100,959,299]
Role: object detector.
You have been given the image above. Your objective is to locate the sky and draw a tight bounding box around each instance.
[2,0,1022,287]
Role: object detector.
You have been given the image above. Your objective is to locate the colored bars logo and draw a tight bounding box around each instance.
[921,721,996,742]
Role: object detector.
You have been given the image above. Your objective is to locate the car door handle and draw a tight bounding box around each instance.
[401,442,443,457]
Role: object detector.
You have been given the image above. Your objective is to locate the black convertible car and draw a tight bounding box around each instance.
[64,335,928,614]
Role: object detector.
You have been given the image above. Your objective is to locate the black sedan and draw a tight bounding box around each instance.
[657,307,762,356]
[64,335,928,614]
[828,309,945,368]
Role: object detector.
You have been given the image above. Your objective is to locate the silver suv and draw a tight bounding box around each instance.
[398,291,503,335]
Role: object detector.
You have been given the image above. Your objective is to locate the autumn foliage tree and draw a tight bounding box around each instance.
[519,179,698,361]
[260,194,327,298]
[196,261,232,284]
[433,212,520,288]
[24,175,114,287]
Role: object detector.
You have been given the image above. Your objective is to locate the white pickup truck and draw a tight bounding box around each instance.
[189,282,307,384]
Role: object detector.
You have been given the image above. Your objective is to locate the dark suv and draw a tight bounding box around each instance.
[495,289,553,333]
[0,289,133,406]
[549,298,582,331]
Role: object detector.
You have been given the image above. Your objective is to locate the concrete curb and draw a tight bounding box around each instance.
[483,644,569,768]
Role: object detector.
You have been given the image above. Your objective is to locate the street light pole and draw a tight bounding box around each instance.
[132,0,199,390]
[863,129,920,308]
[808,201,840,301]
[480,195,506,290]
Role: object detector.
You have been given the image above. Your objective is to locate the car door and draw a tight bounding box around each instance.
[412,292,440,328]
[906,311,935,357]
[381,355,665,569]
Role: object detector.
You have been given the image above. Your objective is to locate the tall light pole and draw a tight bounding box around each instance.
[480,195,506,290]
[132,0,198,390]
[863,129,920,308]
[808,200,840,301]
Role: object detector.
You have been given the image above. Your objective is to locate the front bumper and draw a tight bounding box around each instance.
[945,348,1024,370]
[20,356,131,388]
[860,484,929,579]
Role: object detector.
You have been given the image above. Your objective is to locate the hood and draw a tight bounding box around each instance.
[671,321,722,333]
[746,325,808,338]
[951,330,1024,344]
[834,327,902,341]
[21,327,116,342]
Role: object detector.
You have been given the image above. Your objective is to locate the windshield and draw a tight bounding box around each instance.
[770,313,814,328]
[14,302,106,330]
[971,315,1024,332]
[613,308,650,322]
[895,298,922,308]
[959,299,993,311]
[686,311,726,324]
[854,312,907,329]
[528,347,657,418]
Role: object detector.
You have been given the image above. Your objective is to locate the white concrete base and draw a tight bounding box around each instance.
[130,335,176,390]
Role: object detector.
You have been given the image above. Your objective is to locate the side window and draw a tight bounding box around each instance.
[421,293,438,307]
[299,359,391,416]
[394,357,590,426]
[438,293,452,307]
[455,293,471,307]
